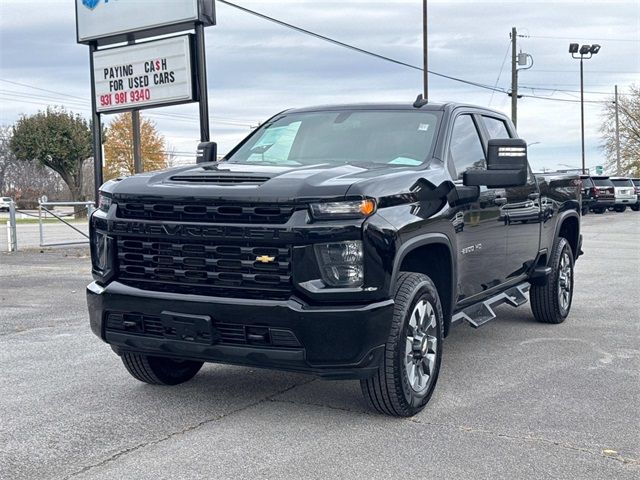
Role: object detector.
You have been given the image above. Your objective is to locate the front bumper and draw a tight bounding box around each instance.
[87,281,394,379]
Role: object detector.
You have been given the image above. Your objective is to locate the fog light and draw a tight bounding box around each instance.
[314,241,364,288]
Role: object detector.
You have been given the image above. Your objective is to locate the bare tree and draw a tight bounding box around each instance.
[600,84,640,176]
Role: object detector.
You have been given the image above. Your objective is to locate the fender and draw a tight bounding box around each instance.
[391,233,457,334]
[550,209,580,260]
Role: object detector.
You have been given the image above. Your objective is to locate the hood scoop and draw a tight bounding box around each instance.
[169,173,271,185]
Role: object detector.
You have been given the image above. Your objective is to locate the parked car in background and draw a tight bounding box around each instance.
[0,197,13,212]
[579,175,593,215]
[585,176,615,214]
[631,178,640,212]
[610,177,637,212]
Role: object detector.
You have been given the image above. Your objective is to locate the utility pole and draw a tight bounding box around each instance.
[511,27,518,129]
[423,0,429,101]
[615,84,621,175]
[132,110,143,174]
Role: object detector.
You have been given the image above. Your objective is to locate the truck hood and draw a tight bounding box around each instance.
[104,161,442,203]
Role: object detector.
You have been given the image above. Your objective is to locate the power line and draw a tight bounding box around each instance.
[488,41,512,106]
[522,35,638,43]
[217,1,611,105]
[217,0,506,94]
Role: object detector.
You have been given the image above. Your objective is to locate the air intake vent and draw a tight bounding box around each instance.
[169,174,270,185]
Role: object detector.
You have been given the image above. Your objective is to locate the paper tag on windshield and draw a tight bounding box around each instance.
[418,123,430,132]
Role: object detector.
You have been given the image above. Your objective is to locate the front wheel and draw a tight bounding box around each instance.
[121,352,203,385]
[530,237,574,324]
[361,272,444,417]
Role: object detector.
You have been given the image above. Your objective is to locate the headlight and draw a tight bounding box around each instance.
[309,199,376,220]
[92,231,110,272]
[98,192,112,212]
[314,241,364,288]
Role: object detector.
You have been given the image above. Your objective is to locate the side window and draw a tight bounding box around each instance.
[482,116,511,139]
[449,115,486,180]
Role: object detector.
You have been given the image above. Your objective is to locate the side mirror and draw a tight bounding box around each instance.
[196,142,218,164]
[463,139,528,188]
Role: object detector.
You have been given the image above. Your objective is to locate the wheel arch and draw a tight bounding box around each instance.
[555,211,580,260]
[392,234,456,337]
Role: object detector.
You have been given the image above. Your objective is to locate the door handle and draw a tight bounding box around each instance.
[495,197,507,206]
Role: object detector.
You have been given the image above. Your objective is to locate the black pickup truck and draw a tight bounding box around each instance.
[88,101,582,417]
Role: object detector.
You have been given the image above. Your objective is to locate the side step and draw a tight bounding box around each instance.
[452,283,531,328]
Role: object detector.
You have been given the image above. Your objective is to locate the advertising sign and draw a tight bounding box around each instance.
[93,35,195,113]
[77,0,215,45]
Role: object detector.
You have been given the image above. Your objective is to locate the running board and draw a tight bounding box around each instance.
[452,283,531,328]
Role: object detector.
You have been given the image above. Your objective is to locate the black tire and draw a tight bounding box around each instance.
[121,352,203,385]
[361,272,444,417]
[631,204,640,212]
[581,206,588,216]
[614,205,626,213]
[530,237,574,324]
[592,208,605,214]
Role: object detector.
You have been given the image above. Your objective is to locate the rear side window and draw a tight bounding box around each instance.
[449,115,486,179]
[592,178,613,187]
[482,116,511,139]
[611,179,633,187]
[633,179,640,187]
[581,177,594,187]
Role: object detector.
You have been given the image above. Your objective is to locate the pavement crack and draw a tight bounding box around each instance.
[408,419,639,467]
[62,377,317,479]
[268,400,638,468]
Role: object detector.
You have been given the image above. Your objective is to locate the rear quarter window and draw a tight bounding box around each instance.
[592,178,614,187]
[611,179,633,187]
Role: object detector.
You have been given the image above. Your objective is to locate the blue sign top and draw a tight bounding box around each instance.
[82,0,101,10]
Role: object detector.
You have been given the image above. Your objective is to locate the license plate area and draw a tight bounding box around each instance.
[160,311,216,344]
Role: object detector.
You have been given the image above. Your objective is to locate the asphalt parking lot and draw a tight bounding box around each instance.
[1,211,638,479]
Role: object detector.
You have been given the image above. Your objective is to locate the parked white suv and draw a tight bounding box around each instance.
[0,197,13,212]
[610,177,637,212]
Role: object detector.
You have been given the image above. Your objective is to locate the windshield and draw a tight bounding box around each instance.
[226,110,441,167]
[611,179,633,187]
[592,178,613,187]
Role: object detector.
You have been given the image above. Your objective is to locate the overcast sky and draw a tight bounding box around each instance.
[0,0,638,172]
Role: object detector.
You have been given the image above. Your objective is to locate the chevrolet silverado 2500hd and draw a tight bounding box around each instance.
[87,102,582,417]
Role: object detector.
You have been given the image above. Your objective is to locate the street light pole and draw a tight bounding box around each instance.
[569,43,601,175]
[580,56,585,174]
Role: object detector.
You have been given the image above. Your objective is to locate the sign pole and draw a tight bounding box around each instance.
[195,23,210,143]
[89,42,104,203]
[132,110,143,173]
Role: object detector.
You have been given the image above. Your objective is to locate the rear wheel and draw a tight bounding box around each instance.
[361,272,443,417]
[121,352,203,385]
[631,204,640,212]
[592,207,605,214]
[614,205,626,213]
[531,237,574,324]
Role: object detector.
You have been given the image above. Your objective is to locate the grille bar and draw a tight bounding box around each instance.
[116,237,292,299]
[117,200,300,224]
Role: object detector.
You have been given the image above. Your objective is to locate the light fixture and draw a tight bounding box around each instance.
[589,44,601,55]
[579,44,591,55]
[569,43,579,54]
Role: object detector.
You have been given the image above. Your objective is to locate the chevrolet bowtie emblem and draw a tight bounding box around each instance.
[255,255,276,264]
